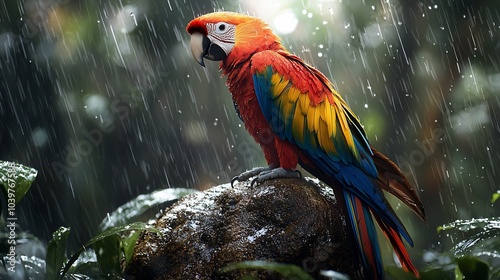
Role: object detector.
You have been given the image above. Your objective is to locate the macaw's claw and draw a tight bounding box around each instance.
[231,166,273,187]
[250,167,302,187]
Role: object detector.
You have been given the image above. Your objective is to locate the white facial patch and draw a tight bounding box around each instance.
[206,22,236,56]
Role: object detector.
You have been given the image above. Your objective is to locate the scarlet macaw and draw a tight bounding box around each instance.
[186,12,425,279]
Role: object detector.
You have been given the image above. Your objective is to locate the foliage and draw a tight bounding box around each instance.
[387,215,500,280]
[99,188,197,231]
[222,255,494,280]
[0,162,195,279]
[387,255,491,280]
[60,222,159,279]
[438,217,500,258]
[0,161,38,207]
[46,227,70,280]
[492,191,500,204]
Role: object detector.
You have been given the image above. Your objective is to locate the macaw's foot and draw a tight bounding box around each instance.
[251,167,302,187]
[231,166,302,187]
[231,166,273,187]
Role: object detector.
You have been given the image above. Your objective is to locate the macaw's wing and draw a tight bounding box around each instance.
[250,50,413,244]
[251,50,375,174]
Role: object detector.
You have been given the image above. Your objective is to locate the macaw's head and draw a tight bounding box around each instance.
[186,12,284,67]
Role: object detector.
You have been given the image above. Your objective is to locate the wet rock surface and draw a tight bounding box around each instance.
[127,178,363,279]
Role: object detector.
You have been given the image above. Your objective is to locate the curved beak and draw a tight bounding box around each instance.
[189,32,227,67]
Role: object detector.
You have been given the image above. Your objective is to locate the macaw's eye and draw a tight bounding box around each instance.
[215,22,227,33]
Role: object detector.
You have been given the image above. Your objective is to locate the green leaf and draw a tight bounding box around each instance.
[19,255,46,278]
[99,188,197,231]
[122,230,142,266]
[221,260,314,280]
[437,218,497,233]
[61,222,159,278]
[454,264,463,280]
[455,256,489,280]
[94,235,121,275]
[438,218,500,257]
[66,260,101,276]
[46,227,71,280]
[492,191,500,204]
[88,222,159,246]
[0,161,38,205]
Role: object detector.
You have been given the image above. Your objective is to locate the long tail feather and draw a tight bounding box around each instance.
[344,191,384,280]
[301,155,421,279]
[375,215,419,276]
[371,147,426,221]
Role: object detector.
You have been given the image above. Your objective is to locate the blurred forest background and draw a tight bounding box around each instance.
[1,0,499,270]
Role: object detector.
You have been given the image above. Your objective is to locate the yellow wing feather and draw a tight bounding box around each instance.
[261,53,365,162]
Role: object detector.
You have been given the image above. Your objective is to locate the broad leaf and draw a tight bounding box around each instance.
[19,255,46,279]
[94,235,121,275]
[99,188,196,231]
[46,227,70,280]
[122,230,142,266]
[61,222,158,278]
[437,218,495,233]
[438,218,500,257]
[0,161,38,205]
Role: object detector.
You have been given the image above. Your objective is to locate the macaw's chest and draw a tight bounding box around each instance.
[225,72,274,141]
